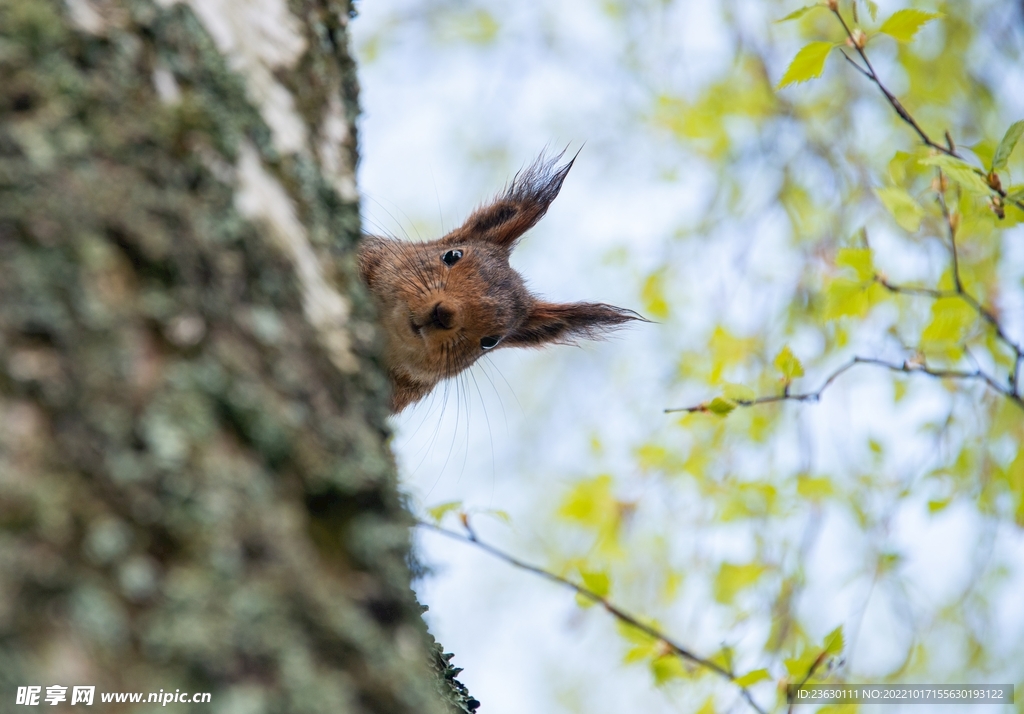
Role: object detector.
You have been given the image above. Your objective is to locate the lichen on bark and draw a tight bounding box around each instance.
[0,0,476,711]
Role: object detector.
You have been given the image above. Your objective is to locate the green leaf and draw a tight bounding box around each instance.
[444,9,500,45]
[721,382,756,403]
[992,120,1024,171]
[558,475,617,526]
[823,625,845,655]
[579,569,611,598]
[707,396,737,416]
[641,270,670,320]
[735,668,771,687]
[651,655,688,685]
[797,475,835,500]
[775,4,823,23]
[774,346,805,380]
[427,500,462,523]
[862,0,878,21]
[919,154,991,196]
[836,247,874,281]
[879,551,902,572]
[617,619,658,646]
[713,562,765,604]
[875,186,924,232]
[921,297,975,349]
[824,278,870,319]
[695,698,716,714]
[878,9,942,43]
[784,652,820,677]
[777,42,835,89]
[1008,186,1024,203]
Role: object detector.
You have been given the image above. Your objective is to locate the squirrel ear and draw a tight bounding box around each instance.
[459,151,576,250]
[502,301,645,348]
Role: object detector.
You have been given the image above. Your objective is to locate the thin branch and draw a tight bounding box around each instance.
[838,49,871,79]
[786,650,830,714]
[828,11,1024,398]
[933,174,1024,378]
[417,518,770,714]
[875,276,1022,366]
[874,277,953,300]
[830,9,952,157]
[830,7,1024,214]
[664,356,1023,414]
[934,173,964,293]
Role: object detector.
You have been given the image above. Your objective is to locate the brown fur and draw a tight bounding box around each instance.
[358,152,645,412]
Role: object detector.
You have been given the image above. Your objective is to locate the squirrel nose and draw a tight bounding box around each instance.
[431,302,457,330]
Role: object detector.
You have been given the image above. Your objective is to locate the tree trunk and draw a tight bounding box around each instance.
[0,0,475,712]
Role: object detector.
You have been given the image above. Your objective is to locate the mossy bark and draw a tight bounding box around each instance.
[0,0,476,712]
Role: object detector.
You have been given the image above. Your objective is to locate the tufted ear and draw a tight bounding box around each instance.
[502,301,645,348]
[458,151,576,250]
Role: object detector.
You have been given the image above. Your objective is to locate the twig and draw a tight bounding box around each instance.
[664,356,1024,414]
[786,650,830,714]
[933,173,1023,372]
[417,518,770,714]
[934,174,964,293]
[830,7,1024,213]
[872,272,1024,376]
[830,20,1024,400]
[872,176,1024,394]
[830,9,953,157]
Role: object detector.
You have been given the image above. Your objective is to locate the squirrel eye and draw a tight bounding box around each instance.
[441,249,463,267]
[480,336,500,350]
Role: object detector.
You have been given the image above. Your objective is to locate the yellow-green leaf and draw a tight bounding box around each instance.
[641,270,670,320]
[777,42,835,89]
[784,652,820,677]
[823,625,844,655]
[875,186,924,232]
[427,500,462,523]
[617,619,658,646]
[721,382,756,403]
[635,443,670,472]
[797,475,835,500]
[651,654,688,685]
[921,297,975,348]
[558,475,616,526]
[862,0,878,21]
[735,668,771,687]
[580,569,611,598]
[443,8,500,45]
[774,346,805,380]
[919,154,990,195]
[713,562,765,604]
[574,591,598,609]
[836,247,875,281]
[707,396,737,416]
[878,9,942,43]
[696,698,716,714]
[824,278,869,320]
[775,4,823,23]
[992,120,1024,171]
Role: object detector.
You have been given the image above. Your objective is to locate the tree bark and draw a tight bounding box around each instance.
[0,0,475,711]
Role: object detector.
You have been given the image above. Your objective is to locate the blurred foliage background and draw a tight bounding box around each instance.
[352,0,1024,711]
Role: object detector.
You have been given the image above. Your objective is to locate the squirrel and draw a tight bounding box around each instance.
[358,152,645,413]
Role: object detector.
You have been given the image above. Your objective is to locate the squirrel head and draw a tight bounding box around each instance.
[359,152,645,412]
